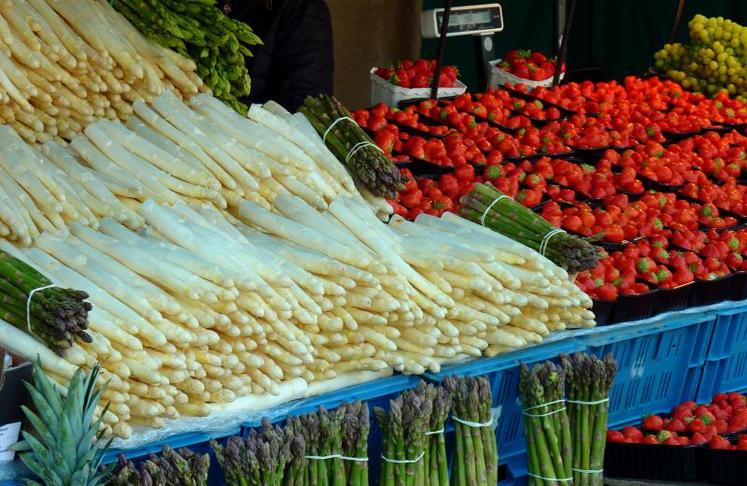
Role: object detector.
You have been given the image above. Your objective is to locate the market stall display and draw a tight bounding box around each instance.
[0,86,593,440]
[3,1,747,483]
[0,0,204,143]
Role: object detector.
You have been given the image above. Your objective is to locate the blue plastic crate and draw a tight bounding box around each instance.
[580,313,715,428]
[240,374,420,486]
[695,303,747,402]
[423,336,586,480]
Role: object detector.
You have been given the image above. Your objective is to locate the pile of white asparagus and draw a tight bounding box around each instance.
[0,0,204,144]
[0,91,594,438]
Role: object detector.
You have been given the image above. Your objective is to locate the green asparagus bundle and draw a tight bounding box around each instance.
[212,418,304,486]
[0,249,92,353]
[519,362,573,486]
[424,384,451,486]
[291,402,370,486]
[376,385,433,486]
[562,353,617,486]
[111,445,210,486]
[301,95,404,198]
[444,376,498,486]
[342,402,370,486]
[460,183,599,273]
[112,0,262,114]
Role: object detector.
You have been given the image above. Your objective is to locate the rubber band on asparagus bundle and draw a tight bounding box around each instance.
[452,416,494,428]
[479,194,510,226]
[425,428,445,436]
[522,398,567,418]
[345,141,383,162]
[566,398,610,406]
[539,228,566,256]
[528,472,574,482]
[26,284,57,337]
[381,451,425,464]
[323,116,357,142]
[304,453,368,462]
[572,467,604,475]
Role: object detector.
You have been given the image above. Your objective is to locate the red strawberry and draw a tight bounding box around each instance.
[666,419,686,432]
[657,430,675,443]
[678,436,691,446]
[687,418,707,434]
[622,426,643,442]
[663,436,681,446]
[642,435,660,445]
[642,415,664,431]
[607,430,626,443]
[691,432,708,445]
[714,419,729,434]
[710,435,732,450]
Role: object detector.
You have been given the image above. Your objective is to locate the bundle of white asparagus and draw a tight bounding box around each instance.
[0,91,594,438]
[0,0,204,143]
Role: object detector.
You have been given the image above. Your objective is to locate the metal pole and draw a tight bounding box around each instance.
[553,0,577,87]
[430,0,452,99]
[667,0,686,44]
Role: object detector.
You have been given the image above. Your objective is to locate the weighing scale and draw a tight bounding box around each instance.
[420,3,505,92]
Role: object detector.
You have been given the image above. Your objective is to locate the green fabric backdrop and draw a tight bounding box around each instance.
[421,0,747,91]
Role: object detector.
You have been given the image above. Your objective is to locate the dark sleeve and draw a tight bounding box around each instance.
[269,0,334,111]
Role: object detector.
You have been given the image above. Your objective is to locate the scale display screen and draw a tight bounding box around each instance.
[422,3,504,38]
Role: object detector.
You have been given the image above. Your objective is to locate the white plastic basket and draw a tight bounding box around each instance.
[488,59,565,90]
[369,67,467,106]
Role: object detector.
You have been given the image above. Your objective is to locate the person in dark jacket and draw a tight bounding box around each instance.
[220,0,334,112]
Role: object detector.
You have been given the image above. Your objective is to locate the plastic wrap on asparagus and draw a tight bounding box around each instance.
[444,376,498,486]
[112,0,261,114]
[562,353,617,486]
[519,362,573,486]
[460,184,599,273]
[301,95,403,199]
[111,445,210,486]
[0,249,91,353]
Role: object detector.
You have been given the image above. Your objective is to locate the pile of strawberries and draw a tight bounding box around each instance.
[497,49,564,81]
[374,59,459,89]
[607,392,747,449]
[356,71,747,305]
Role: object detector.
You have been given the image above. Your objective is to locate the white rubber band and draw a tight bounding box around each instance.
[425,428,445,436]
[345,141,382,162]
[323,116,355,142]
[567,398,610,405]
[27,284,56,336]
[523,407,567,418]
[523,399,566,412]
[528,472,573,482]
[480,195,510,226]
[452,416,493,428]
[305,454,368,462]
[381,451,425,464]
[539,229,566,256]
[572,468,604,474]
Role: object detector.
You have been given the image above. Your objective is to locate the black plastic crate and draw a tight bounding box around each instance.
[604,441,708,482]
[709,446,747,485]
[690,274,735,307]
[654,282,696,314]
